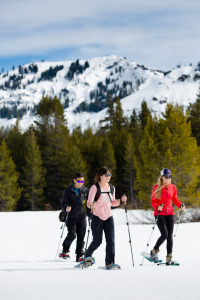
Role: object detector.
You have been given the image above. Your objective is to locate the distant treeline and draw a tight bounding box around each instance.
[0,91,200,212]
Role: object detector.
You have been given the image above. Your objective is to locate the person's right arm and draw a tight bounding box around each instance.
[87,185,97,211]
[151,185,163,211]
[61,189,71,212]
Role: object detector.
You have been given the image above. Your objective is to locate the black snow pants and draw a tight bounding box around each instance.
[62,217,86,257]
[85,215,115,266]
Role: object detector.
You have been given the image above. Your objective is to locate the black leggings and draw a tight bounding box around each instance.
[154,215,174,254]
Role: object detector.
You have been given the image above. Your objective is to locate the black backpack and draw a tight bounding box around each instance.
[86,182,114,219]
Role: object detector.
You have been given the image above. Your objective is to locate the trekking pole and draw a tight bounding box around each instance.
[174,209,183,238]
[54,212,68,260]
[82,216,92,270]
[124,197,134,267]
[85,217,91,253]
[140,204,163,266]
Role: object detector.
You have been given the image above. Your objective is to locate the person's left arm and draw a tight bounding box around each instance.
[111,188,127,207]
[172,185,185,210]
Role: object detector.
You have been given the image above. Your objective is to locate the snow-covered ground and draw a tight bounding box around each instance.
[0,209,199,300]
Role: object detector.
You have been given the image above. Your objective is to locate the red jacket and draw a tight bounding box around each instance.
[151,183,182,216]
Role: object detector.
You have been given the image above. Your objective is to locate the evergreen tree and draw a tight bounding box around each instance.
[134,116,161,207]
[107,97,129,197]
[100,136,116,185]
[125,132,138,208]
[22,129,45,210]
[138,100,152,130]
[0,141,21,211]
[5,117,26,173]
[66,140,88,186]
[160,104,200,206]
[0,126,5,144]
[80,127,103,184]
[99,95,114,131]
[34,96,70,209]
[187,87,200,146]
[135,104,200,208]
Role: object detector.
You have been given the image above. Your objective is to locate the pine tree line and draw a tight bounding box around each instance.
[0,90,200,211]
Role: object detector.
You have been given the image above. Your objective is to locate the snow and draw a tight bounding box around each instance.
[0,209,199,300]
[0,55,200,132]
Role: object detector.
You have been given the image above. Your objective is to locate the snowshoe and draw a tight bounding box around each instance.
[74,256,95,268]
[141,251,162,263]
[157,261,180,266]
[106,263,121,270]
[98,263,121,270]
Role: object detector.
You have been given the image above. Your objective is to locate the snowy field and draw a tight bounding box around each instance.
[0,209,199,300]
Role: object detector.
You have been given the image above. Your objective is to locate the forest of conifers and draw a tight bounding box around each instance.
[0,89,200,211]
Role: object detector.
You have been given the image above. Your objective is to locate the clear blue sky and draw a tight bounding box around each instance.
[0,0,199,72]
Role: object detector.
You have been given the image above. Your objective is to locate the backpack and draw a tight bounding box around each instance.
[86,182,114,219]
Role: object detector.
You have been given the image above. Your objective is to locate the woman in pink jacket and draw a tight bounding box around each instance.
[150,168,185,264]
[85,166,127,268]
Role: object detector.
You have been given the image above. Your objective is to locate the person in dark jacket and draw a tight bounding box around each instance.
[150,168,185,264]
[59,172,88,262]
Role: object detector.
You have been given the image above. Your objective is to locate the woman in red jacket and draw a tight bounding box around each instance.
[150,168,185,264]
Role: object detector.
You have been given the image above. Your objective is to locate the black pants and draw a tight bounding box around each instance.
[62,217,86,257]
[154,215,174,254]
[85,215,115,266]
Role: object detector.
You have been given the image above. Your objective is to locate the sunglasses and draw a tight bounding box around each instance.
[163,175,172,179]
[76,180,84,183]
[105,173,112,177]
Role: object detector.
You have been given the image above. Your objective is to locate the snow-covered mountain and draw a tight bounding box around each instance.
[0,55,200,131]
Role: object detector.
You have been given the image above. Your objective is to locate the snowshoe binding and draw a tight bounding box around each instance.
[106,263,121,270]
[141,251,162,263]
[75,256,95,268]
[98,263,121,270]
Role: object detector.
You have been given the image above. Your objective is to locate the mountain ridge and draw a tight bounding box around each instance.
[0,55,199,131]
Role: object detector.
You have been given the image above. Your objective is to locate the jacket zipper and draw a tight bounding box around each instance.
[166,187,168,215]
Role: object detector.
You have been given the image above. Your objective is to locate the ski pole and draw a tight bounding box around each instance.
[140,204,163,266]
[174,209,183,238]
[124,197,134,267]
[55,212,68,260]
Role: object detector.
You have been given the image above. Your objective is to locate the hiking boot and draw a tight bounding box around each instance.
[166,254,173,265]
[150,248,159,261]
[76,256,83,262]
[59,249,70,259]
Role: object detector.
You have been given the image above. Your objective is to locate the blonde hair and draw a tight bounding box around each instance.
[153,176,171,199]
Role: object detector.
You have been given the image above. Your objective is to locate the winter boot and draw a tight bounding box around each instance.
[59,249,70,259]
[150,248,159,261]
[166,254,173,265]
[76,256,83,262]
